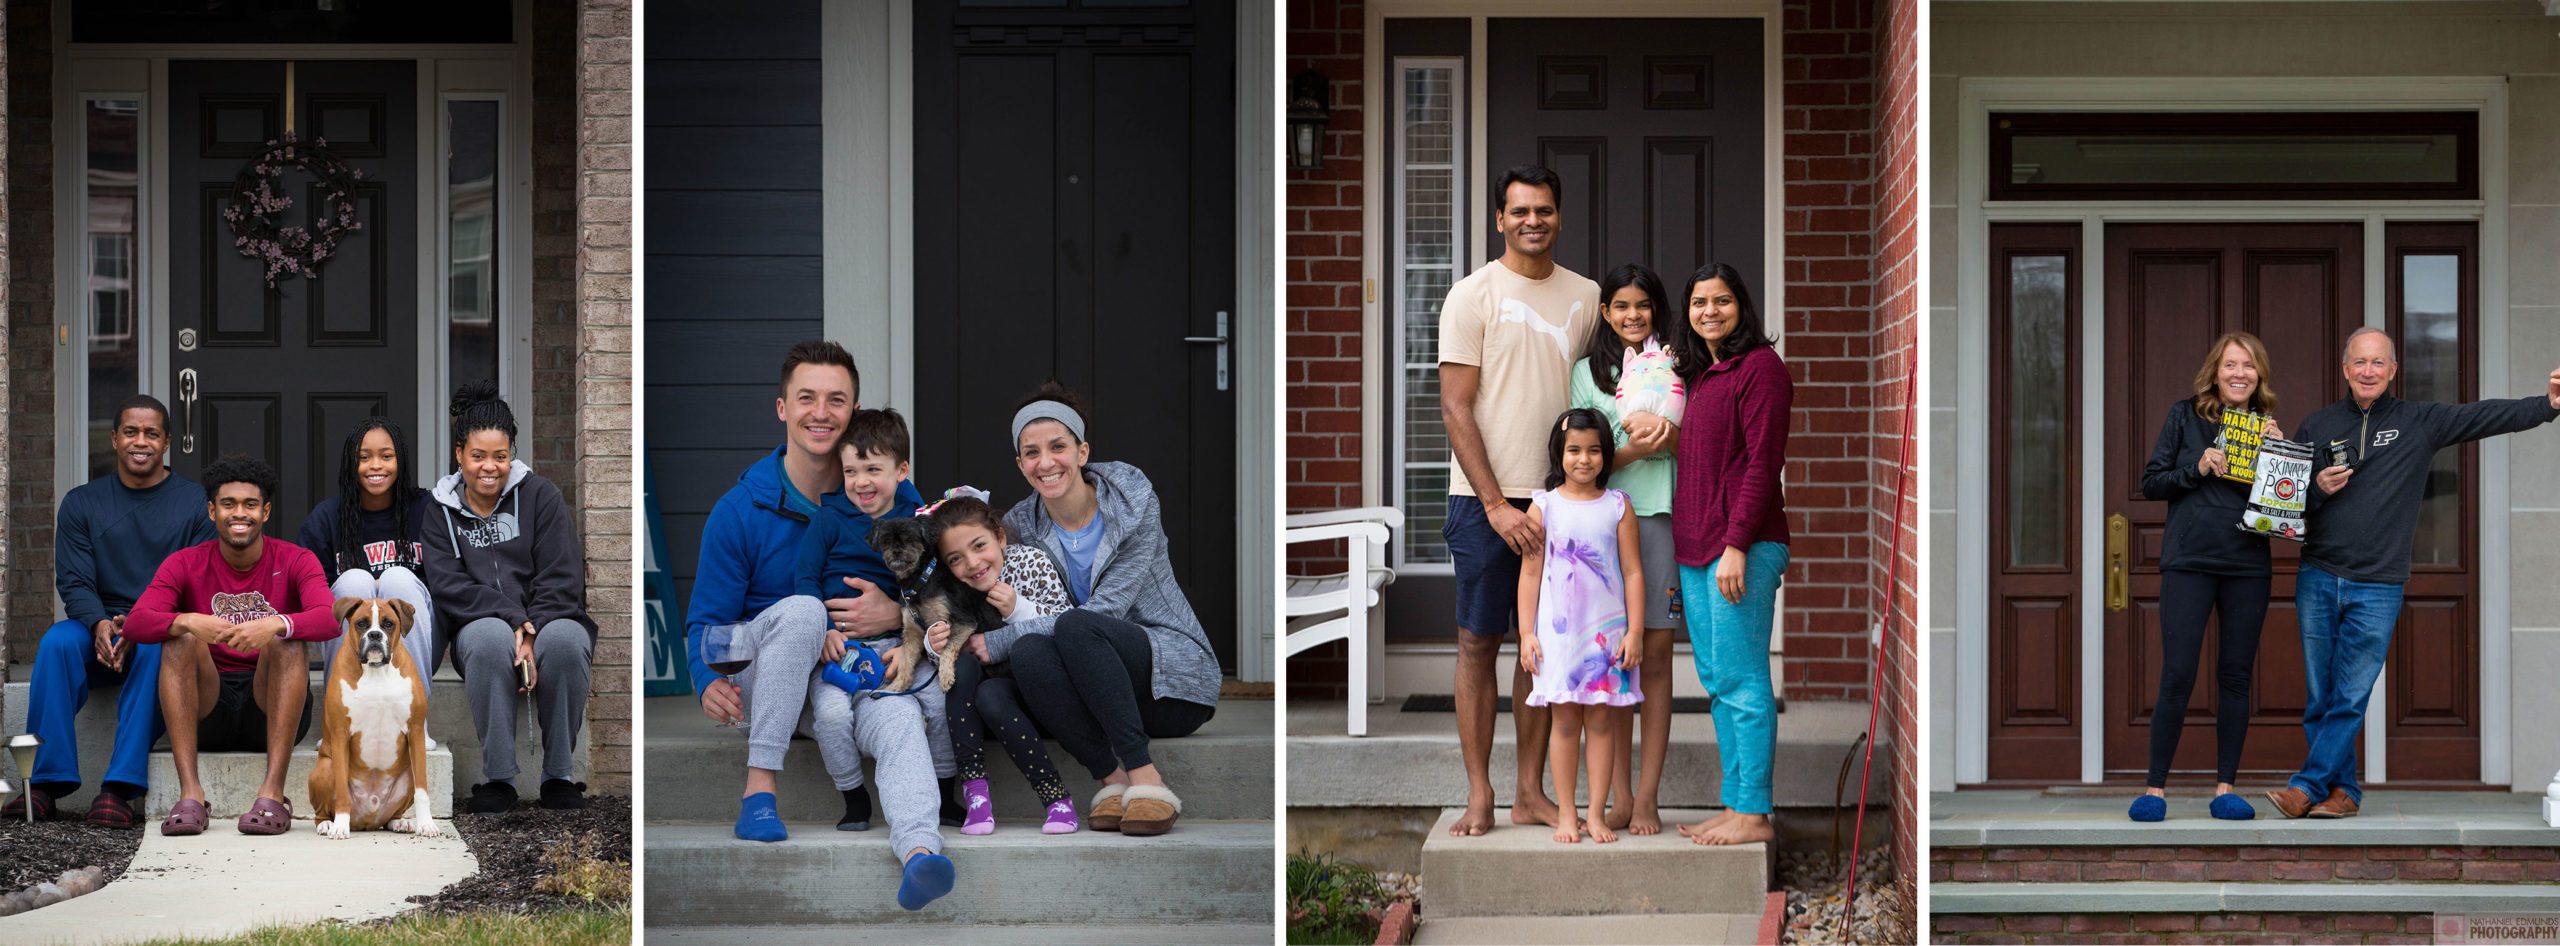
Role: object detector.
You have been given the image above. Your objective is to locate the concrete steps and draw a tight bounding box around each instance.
[1286,701,1885,809]
[1416,912,1764,945]
[642,695,1271,822]
[641,820,1273,930]
[2,667,589,812]
[646,923,1274,945]
[1418,807,1772,919]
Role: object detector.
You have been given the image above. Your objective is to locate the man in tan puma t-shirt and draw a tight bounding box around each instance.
[1438,165,1599,838]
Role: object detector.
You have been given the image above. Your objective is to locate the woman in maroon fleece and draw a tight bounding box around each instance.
[1663,261,1790,847]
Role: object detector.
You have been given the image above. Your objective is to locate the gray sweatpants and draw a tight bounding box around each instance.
[811,649,956,791]
[453,616,592,784]
[725,595,828,772]
[803,691,944,858]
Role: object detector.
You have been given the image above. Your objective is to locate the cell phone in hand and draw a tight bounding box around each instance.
[518,658,534,691]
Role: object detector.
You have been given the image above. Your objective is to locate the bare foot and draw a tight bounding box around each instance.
[1677,810,1734,837]
[1628,798,1663,836]
[1694,813,1776,846]
[1553,810,1581,844]
[1587,808,1618,844]
[1451,786,1495,837]
[1603,802,1633,831]
[1511,785,1560,827]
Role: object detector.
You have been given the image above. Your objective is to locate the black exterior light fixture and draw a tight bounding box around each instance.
[1288,70,1334,172]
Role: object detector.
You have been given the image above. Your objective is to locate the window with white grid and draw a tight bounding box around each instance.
[1392,57,1464,570]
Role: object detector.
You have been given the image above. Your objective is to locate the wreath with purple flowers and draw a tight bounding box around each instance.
[223,133,365,287]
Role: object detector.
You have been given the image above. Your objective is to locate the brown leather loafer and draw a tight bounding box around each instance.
[2264,786,2316,819]
[2306,788,2359,819]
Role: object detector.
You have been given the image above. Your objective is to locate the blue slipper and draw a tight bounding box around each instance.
[898,852,956,911]
[2128,795,2166,822]
[736,792,789,842]
[2210,793,2257,821]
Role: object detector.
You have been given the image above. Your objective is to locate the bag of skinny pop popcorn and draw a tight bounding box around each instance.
[2237,437,2314,542]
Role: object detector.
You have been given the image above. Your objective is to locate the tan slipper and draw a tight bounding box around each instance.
[1119,784,1182,836]
[1088,784,1130,832]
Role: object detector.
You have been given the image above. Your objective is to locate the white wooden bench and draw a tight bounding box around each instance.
[1282,506,1401,736]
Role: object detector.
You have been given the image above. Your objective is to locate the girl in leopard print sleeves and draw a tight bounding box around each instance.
[927,496,1080,835]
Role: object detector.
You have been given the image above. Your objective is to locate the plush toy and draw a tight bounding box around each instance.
[1614,339,1686,427]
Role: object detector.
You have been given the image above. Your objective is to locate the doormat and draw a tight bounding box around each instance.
[1399,695,1776,714]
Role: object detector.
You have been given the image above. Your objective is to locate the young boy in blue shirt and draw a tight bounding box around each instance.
[795,408,960,831]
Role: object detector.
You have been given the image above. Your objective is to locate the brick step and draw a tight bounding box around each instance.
[1929,880,2560,915]
[641,820,1272,927]
[4,670,589,812]
[643,695,1271,822]
[1418,807,1772,918]
[1932,909,2436,943]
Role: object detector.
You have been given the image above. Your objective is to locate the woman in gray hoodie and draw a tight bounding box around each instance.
[423,381,596,814]
[957,382,1220,837]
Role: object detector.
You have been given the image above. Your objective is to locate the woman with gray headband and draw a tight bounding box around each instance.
[933,381,1221,836]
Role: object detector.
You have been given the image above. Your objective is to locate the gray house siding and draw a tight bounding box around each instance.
[645,0,822,615]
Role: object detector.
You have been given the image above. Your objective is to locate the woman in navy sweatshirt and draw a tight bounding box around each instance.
[2132,332,2284,823]
[423,381,596,813]
[298,418,438,716]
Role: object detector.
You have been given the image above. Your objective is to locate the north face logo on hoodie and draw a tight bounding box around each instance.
[457,512,521,549]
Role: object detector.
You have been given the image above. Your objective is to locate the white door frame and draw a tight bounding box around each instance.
[1953,75,2512,786]
[823,0,1278,681]
[1361,0,1785,698]
[49,0,537,529]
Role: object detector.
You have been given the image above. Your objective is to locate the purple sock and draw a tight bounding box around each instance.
[959,779,995,835]
[1043,797,1079,834]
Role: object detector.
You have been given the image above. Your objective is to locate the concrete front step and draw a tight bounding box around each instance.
[642,695,1272,823]
[1929,789,2560,848]
[646,923,1273,945]
[138,746,456,820]
[1287,701,1885,809]
[1931,880,2560,914]
[1416,912,1764,946]
[641,820,1273,928]
[2,669,589,811]
[1419,808,1772,918]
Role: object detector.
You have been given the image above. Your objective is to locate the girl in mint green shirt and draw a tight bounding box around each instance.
[1567,262,1680,836]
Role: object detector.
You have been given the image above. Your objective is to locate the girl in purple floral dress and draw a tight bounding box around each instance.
[1518,408,1647,844]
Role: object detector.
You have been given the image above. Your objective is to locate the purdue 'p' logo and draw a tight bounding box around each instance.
[2372,429,2401,448]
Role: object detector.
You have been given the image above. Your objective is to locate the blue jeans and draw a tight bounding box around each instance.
[2288,565,2403,805]
[27,618,165,796]
[1680,542,1789,815]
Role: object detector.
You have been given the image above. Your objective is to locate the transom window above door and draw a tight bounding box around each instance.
[1990,111,2479,201]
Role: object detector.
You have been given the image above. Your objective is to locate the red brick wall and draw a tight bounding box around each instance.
[1774,0,1877,703]
[1284,0,1366,694]
[1934,913,2436,945]
[1868,0,1922,898]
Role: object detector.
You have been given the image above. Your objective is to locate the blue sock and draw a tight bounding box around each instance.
[736,792,788,842]
[2127,794,2166,822]
[898,852,955,911]
[2210,793,2256,821]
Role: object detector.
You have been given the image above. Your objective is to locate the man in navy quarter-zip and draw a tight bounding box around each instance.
[2265,326,2560,820]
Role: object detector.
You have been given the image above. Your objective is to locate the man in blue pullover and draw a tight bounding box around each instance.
[5,396,214,827]
[685,341,951,911]
[2265,327,2560,819]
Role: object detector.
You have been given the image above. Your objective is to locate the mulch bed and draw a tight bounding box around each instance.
[405,794,631,916]
[0,814,145,894]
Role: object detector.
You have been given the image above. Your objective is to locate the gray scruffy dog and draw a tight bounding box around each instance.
[864,515,976,691]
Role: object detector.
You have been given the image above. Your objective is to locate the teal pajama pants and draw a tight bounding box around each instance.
[1679,541,1789,815]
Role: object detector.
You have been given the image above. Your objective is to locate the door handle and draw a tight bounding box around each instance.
[1183,311,1229,392]
[2105,513,2129,612]
[177,367,199,455]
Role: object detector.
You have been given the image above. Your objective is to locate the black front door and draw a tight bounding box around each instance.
[913,3,1239,671]
[168,60,418,540]
[1488,18,1766,298]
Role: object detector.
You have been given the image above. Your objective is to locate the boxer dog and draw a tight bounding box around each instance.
[310,597,438,839]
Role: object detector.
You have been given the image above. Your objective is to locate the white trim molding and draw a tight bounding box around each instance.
[1954,75,2513,786]
[821,0,915,424]
[1239,0,1279,683]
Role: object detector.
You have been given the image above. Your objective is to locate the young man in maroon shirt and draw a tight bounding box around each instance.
[124,454,339,837]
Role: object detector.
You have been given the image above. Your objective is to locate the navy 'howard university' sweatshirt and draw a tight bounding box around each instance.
[56,471,216,630]
[2298,392,2558,584]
